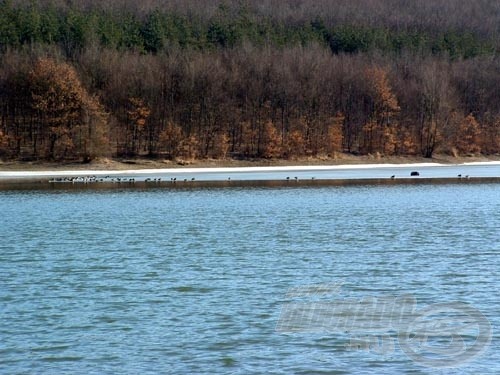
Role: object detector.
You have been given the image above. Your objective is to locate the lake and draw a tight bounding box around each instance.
[0,183,499,374]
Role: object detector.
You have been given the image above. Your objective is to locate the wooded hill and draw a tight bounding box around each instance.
[0,0,499,160]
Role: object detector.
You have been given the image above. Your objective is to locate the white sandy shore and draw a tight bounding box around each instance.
[0,161,500,183]
[0,161,499,179]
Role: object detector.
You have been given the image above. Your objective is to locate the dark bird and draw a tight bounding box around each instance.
[390,175,395,179]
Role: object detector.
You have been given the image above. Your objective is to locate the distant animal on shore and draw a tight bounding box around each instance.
[410,171,420,176]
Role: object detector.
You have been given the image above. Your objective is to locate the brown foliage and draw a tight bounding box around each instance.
[211,133,231,159]
[455,114,482,154]
[179,135,199,160]
[27,58,108,160]
[159,122,184,158]
[325,114,344,155]
[0,47,499,161]
[261,121,282,158]
[286,130,306,158]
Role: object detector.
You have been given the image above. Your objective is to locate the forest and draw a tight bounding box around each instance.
[0,0,499,161]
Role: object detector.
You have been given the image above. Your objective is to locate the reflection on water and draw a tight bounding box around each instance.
[0,184,499,374]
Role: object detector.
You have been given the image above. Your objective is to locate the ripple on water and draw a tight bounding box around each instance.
[0,184,499,374]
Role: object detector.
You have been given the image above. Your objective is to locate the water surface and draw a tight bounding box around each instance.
[1,184,499,374]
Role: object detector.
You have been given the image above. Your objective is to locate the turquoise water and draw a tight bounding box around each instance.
[0,184,499,374]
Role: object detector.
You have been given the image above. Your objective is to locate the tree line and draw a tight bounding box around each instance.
[0,1,499,161]
[1,1,498,58]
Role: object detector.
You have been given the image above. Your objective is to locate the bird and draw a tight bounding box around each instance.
[191,177,195,181]
[390,175,395,179]
[286,177,290,180]
[458,174,462,178]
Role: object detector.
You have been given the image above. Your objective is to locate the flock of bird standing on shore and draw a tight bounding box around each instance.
[48,176,194,184]
[47,171,472,184]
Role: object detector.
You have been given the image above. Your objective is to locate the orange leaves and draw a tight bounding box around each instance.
[30,58,84,117]
[212,132,230,159]
[286,130,306,158]
[455,113,481,154]
[127,97,151,129]
[326,113,344,155]
[25,57,108,159]
[366,66,400,111]
[262,121,282,158]
[362,67,401,154]
[180,135,199,160]
[365,66,400,124]
[159,122,183,158]
[124,97,151,155]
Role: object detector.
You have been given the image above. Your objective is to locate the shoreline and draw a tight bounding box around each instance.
[1,154,500,172]
[0,159,499,187]
[2,160,500,178]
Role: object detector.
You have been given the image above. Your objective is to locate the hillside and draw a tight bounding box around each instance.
[0,0,499,161]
